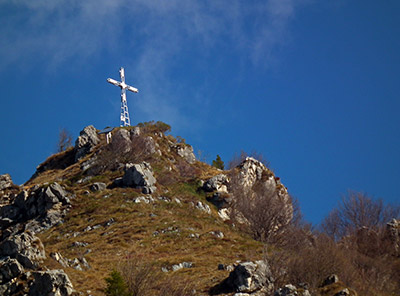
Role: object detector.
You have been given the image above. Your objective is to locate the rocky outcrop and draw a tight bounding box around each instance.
[111,128,132,153]
[194,201,211,214]
[50,252,90,271]
[173,144,196,163]
[0,257,23,284]
[217,260,274,295]
[204,174,229,193]
[230,157,293,231]
[111,128,158,156]
[75,125,100,161]
[322,274,339,287]
[90,182,106,192]
[0,231,45,269]
[334,289,350,296]
[29,269,74,296]
[236,157,286,197]
[0,183,73,233]
[0,231,76,295]
[0,174,14,191]
[0,174,19,205]
[218,208,231,221]
[121,162,157,194]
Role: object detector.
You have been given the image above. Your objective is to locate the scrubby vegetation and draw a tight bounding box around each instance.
[264,192,400,295]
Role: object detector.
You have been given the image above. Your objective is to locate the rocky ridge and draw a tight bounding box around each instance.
[0,122,387,295]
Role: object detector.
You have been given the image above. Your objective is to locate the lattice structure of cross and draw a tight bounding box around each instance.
[107,67,139,127]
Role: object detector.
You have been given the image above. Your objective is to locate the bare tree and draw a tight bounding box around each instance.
[321,191,400,241]
[229,173,297,244]
[57,128,73,152]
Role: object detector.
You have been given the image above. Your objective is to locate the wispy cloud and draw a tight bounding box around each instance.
[0,0,306,130]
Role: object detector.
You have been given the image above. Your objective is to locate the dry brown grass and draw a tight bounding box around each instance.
[38,180,264,296]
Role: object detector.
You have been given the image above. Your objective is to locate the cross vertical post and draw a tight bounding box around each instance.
[107,67,139,127]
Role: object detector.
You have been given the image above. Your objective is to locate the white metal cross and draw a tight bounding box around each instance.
[107,67,139,127]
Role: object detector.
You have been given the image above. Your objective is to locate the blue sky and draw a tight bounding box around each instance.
[0,0,399,224]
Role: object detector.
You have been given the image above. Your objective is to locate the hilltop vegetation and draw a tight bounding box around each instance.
[0,121,399,296]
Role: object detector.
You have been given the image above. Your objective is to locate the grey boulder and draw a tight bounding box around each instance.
[75,125,100,161]
[0,231,46,269]
[204,174,229,193]
[226,261,274,294]
[29,269,74,296]
[90,182,107,192]
[111,129,132,153]
[122,162,157,194]
[173,144,196,164]
[0,257,24,284]
[0,174,14,191]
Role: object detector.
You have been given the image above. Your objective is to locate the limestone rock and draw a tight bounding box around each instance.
[0,174,14,191]
[111,129,132,153]
[195,201,211,214]
[0,257,24,284]
[225,260,274,294]
[50,252,90,270]
[218,208,231,221]
[0,183,73,233]
[173,144,196,164]
[0,280,21,296]
[133,196,155,204]
[210,231,224,239]
[334,288,350,296]
[80,156,98,172]
[322,274,339,287]
[75,125,100,161]
[204,174,229,193]
[236,157,275,192]
[122,162,157,194]
[143,136,157,154]
[130,126,141,137]
[0,231,46,269]
[231,157,293,231]
[274,284,297,296]
[0,174,18,205]
[29,269,74,296]
[90,182,107,192]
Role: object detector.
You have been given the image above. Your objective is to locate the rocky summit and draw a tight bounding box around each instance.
[0,121,398,296]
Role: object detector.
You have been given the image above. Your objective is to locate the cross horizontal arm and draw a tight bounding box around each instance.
[107,78,120,87]
[126,85,139,93]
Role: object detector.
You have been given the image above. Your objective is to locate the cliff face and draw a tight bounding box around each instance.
[2,122,392,296]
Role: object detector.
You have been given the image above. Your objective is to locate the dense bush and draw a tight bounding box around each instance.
[137,121,171,134]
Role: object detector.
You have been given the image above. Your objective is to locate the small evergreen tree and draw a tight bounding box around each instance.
[212,154,224,170]
[105,270,129,296]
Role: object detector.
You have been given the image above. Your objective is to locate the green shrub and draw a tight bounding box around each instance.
[211,155,224,170]
[105,270,129,296]
[137,121,171,134]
